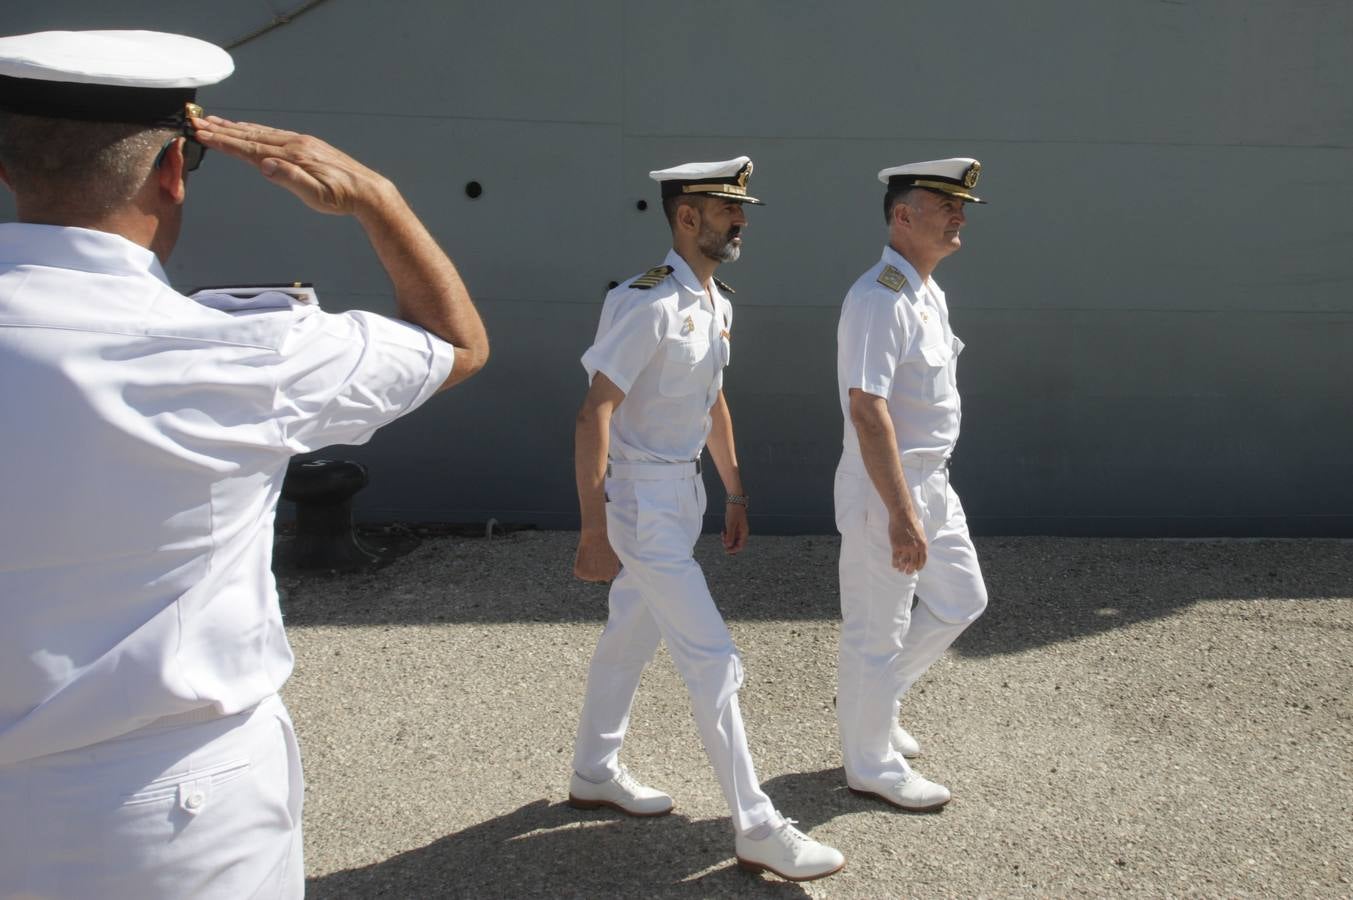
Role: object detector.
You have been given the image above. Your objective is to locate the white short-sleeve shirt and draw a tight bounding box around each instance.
[837,246,964,461]
[582,249,732,463]
[0,224,455,764]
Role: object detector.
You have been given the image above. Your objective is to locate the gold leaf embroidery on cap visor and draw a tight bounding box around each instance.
[680,182,747,196]
[911,179,980,201]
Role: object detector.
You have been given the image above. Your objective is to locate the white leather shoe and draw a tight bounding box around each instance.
[891,723,921,758]
[848,770,951,812]
[567,766,673,817]
[736,819,845,882]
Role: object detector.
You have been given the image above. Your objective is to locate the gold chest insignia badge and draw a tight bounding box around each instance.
[682,315,696,335]
[963,161,981,189]
[877,265,907,292]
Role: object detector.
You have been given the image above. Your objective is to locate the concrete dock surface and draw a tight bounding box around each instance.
[276,532,1353,898]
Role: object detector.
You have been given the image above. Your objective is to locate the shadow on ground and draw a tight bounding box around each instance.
[952,536,1353,658]
[307,769,859,899]
[278,533,1353,658]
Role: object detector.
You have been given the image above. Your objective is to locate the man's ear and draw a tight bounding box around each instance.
[676,199,701,234]
[155,138,188,205]
[891,199,910,229]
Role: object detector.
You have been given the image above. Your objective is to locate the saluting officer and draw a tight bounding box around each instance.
[0,30,486,898]
[834,158,991,811]
[569,157,844,882]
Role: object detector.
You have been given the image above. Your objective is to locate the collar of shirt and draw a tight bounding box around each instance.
[880,244,939,297]
[0,222,170,286]
[663,248,710,298]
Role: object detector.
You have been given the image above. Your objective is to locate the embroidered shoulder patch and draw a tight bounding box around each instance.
[876,265,907,292]
[713,275,735,294]
[630,265,674,290]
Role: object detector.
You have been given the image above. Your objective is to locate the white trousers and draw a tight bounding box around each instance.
[834,454,988,786]
[572,466,777,834]
[0,694,303,900]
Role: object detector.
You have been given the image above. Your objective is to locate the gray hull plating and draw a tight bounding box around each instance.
[4,1,1350,535]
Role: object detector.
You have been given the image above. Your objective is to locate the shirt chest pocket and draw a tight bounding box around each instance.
[917,338,954,402]
[659,338,713,397]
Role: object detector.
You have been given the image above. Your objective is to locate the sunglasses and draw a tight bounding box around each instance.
[154,135,206,172]
[154,103,208,173]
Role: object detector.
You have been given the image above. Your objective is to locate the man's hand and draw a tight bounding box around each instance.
[191,115,392,217]
[574,530,621,582]
[192,114,488,390]
[889,508,927,574]
[722,502,749,555]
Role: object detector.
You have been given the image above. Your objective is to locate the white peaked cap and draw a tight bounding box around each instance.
[878,157,986,204]
[649,156,763,205]
[0,30,233,125]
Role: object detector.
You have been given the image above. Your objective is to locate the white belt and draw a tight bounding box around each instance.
[903,455,950,471]
[606,459,701,480]
[839,452,948,476]
[96,705,242,744]
[148,706,230,727]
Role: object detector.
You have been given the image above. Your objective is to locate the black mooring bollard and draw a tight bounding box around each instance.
[279,458,379,571]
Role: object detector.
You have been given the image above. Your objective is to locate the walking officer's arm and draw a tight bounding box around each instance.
[706,391,748,555]
[573,373,625,582]
[848,389,927,574]
[190,115,488,391]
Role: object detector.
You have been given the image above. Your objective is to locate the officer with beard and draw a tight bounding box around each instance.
[568,157,844,883]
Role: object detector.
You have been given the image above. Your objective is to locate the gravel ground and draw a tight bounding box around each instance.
[275,533,1353,898]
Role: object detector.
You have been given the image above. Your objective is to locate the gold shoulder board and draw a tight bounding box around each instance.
[876,265,907,292]
[630,265,675,290]
[713,276,735,294]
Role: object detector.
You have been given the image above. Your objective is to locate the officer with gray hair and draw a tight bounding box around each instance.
[834,158,991,812]
[0,29,486,898]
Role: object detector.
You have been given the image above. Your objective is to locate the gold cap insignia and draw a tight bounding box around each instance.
[963,161,981,189]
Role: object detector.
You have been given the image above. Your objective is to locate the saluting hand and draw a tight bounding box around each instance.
[191,115,393,217]
[889,509,927,575]
[574,530,621,582]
